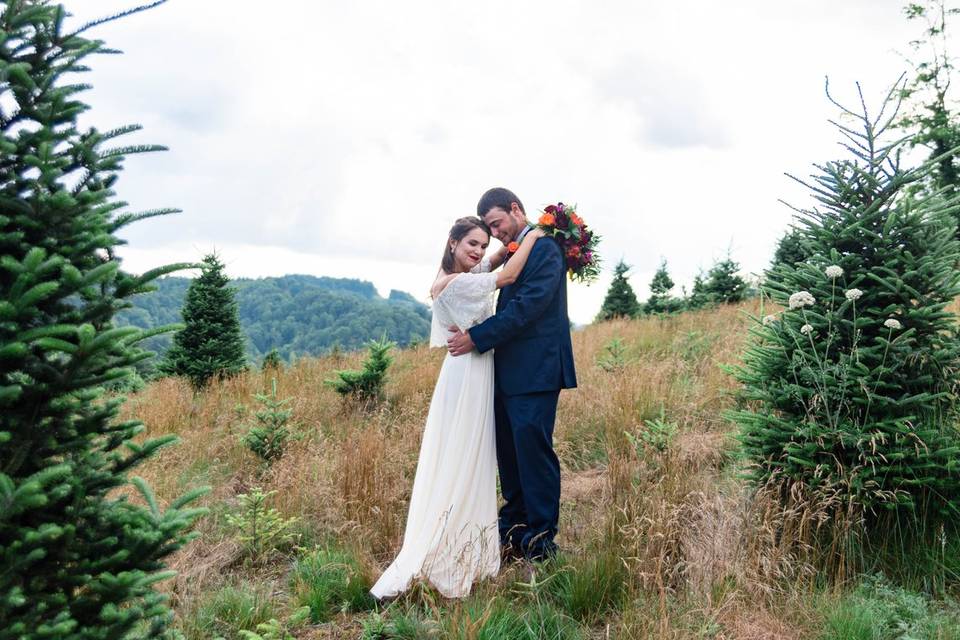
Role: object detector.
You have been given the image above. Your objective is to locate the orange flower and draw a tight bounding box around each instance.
[507,241,520,253]
[570,213,583,226]
[538,213,556,226]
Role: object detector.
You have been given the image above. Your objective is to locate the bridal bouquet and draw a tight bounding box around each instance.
[536,202,601,283]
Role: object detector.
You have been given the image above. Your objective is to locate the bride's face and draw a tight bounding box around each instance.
[451,227,489,272]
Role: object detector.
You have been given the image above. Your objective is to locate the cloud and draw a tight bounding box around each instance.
[596,54,730,149]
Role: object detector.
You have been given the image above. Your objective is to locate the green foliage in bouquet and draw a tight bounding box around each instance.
[0,2,207,637]
[242,379,293,463]
[325,335,394,404]
[733,81,960,518]
[159,253,247,388]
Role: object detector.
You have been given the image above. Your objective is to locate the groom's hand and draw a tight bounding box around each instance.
[447,328,475,356]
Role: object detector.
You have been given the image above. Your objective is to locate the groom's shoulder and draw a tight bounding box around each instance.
[532,235,562,259]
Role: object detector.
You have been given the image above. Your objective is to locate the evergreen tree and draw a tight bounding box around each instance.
[0,2,206,637]
[685,271,711,309]
[645,259,677,314]
[325,336,394,405]
[261,348,282,371]
[596,260,641,320]
[160,253,247,388]
[733,83,960,521]
[771,226,811,271]
[898,0,960,218]
[702,256,748,304]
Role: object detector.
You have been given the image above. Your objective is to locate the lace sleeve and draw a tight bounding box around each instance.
[433,272,498,334]
[469,256,493,274]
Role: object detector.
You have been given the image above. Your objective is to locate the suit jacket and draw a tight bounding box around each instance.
[469,237,577,396]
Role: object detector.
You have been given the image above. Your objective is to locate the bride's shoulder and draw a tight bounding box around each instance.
[430,272,459,300]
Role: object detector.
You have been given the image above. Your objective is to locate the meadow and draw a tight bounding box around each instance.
[122,300,960,639]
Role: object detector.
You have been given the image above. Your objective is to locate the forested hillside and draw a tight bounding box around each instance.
[117,274,431,363]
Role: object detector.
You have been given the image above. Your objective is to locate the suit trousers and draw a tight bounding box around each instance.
[494,389,561,560]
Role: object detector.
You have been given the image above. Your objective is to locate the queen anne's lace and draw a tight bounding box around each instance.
[825,265,843,279]
[800,324,814,335]
[884,318,902,330]
[845,288,863,301]
[789,291,816,310]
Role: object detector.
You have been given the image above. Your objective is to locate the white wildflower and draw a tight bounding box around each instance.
[800,324,814,335]
[825,265,843,279]
[762,315,777,326]
[884,318,902,330]
[844,288,863,301]
[788,291,816,310]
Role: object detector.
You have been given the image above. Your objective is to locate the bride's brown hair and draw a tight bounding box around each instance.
[441,216,491,274]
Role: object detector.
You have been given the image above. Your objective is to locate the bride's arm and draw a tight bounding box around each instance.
[495,228,546,289]
[485,245,510,271]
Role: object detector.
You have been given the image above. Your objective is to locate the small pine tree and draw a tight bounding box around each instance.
[733,82,960,521]
[325,336,394,405]
[0,3,207,636]
[685,272,711,309]
[596,260,641,320]
[702,256,748,304]
[160,253,247,388]
[261,348,283,371]
[645,259,678,314]
[243,379,293,463]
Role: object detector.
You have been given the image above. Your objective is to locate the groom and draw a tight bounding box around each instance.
[447,187,577,561]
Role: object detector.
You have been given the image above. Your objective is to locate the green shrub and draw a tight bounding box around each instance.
[290,546,375,623]
[326,336,394,405]
[733,82,960,519]
[822,575,960,640]
[242,379,294,463]
[224,488,298,558]
[596,337,630,372]
[179,583,275,640]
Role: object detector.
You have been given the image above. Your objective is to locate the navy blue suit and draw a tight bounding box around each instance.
[469,236,576,559]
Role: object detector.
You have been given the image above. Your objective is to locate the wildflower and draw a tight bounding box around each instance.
[800,324,814,335]
[884,318,902,330]
[788,291,816,310]
[844,288,863,301]
[762,315,777,326]
[825,265,843,279]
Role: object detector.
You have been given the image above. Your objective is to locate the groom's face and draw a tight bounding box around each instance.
[482,205,524,245]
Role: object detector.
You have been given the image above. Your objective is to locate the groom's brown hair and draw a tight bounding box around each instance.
[477,187,525,218]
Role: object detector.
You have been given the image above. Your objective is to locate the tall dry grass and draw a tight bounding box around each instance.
[121,299,843,637]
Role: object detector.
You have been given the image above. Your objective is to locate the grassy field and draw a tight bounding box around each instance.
[122,301,960,639]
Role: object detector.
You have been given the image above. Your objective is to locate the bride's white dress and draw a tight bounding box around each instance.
[370,258,500,599]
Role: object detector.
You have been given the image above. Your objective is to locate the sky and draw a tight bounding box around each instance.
[67,1,927,324]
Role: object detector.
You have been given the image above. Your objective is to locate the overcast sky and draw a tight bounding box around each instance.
[69,1,925,324]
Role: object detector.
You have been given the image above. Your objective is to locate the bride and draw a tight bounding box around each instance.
[370,216,544,599]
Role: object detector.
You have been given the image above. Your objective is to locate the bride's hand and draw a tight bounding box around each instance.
[529,227,547,240]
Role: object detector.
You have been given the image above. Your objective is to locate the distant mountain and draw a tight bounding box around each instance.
[116,274,431,365]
